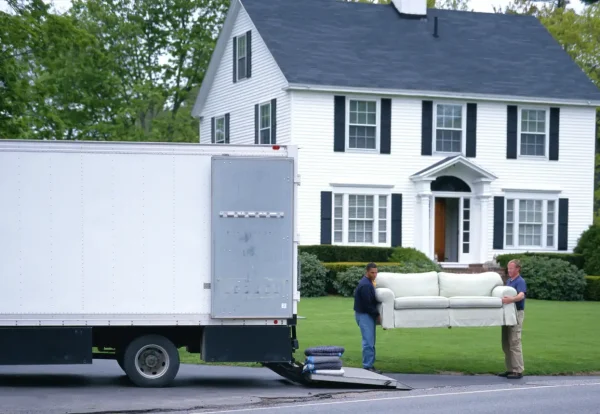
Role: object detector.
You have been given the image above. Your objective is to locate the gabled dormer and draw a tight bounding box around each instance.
[233,31,252,83]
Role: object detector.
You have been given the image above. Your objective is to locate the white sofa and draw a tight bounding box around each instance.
[374,271,518,329]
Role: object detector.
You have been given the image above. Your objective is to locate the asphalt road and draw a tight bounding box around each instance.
[194,381,600,414]
[0,360,599,414]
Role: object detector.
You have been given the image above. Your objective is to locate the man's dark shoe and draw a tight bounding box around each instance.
[507,372,523,379]
[497,371,511,377]
[365,367,383,374]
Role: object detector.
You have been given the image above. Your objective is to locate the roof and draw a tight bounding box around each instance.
[241,0,600,102]
[410,155,498,180]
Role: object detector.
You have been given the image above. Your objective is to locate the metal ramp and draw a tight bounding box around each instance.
[263,361,412,390]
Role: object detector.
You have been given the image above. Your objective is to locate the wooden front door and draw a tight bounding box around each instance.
[434,198,445,262]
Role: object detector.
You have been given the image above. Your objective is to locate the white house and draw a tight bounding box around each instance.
[192,0,600,266]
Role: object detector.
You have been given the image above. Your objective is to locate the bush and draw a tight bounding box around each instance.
[299,245,393,263]
[495,252,584,270]
[389,247,439,267]
[333,262,441,297]
[298,252,328,297]
[574,224,600,275]
[518,256,587,301]
[584,276,600,301]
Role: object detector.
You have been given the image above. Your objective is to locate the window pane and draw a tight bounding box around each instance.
[520,133,545,156]
[349,126,376,149]
[237,35,246,57]
[260,128,271,144]
[435,129,461,152]
[349,100,376,127]
[237,57,246,79]
[260,104,270,128]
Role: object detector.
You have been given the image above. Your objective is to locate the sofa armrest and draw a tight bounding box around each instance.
[491,286,517,298]
[375,287,395,330]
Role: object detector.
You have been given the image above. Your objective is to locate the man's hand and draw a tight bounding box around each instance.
[502,296,513,304]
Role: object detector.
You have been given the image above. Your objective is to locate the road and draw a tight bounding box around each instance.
[0,361,599,414]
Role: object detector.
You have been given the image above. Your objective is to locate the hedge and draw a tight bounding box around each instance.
[585,276,600,301]
[299,245,393,263]
[495,252,584,270]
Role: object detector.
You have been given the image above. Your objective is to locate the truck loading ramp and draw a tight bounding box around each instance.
[263,362,412,390]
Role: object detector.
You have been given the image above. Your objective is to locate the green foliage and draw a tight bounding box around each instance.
[298,245,394,263]
[495,252,585,270]
[584,276,600,301]
[390,247,441,268]
[298,252,328,298]
[519,256,587,301]
[333,263,441,297]
[574,224,600,275]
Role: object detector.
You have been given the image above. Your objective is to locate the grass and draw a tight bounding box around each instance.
[179,296,600,375]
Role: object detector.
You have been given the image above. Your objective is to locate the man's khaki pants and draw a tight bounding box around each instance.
[502,310,524,374]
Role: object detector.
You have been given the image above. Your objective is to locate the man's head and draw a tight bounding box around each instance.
[365,262,378,281]
[507,259,521,279]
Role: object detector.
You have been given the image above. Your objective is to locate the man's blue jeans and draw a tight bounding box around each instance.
[355,312,376,369]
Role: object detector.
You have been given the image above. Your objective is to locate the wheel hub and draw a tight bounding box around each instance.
[134,344,170,379]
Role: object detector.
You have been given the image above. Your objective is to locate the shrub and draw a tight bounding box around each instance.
[322,262,400,294]
[574,224,600,275]
[389,247,439,267]
[518,256,587,301]
[298,245,393,263]
[495,252,584,270]
[333,262,441,297]
[584,276,600,301]
[298,252,328,297]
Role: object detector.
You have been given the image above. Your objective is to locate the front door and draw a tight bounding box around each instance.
[434,198,446,262]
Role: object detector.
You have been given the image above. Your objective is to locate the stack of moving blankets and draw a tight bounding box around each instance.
[302,346,345,376]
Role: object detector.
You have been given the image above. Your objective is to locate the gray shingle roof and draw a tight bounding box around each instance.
[241,0,600,102]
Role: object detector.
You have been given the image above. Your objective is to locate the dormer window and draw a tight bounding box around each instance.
[233,31,252,83]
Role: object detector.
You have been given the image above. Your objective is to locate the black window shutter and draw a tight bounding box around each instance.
[320,191,333,244]
[493,196,505,249]
[466,103,477,158]
[254,104,259,144]
[558,198,569,250]
[421,100,433,156]
[271,98,277,144]
[232,36,237,83]
[334,96,346,152]
[246,31,252,78]
[211,117,215,144]
[391,193,402,247]
[224,113,230,144]
[380,98,392,154]
[549,107,560,161]
[507,105,518,159]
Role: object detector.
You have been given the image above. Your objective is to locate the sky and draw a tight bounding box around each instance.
[0,0,589,14]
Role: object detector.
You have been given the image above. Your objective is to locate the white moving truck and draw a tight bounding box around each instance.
[0,140,407,390]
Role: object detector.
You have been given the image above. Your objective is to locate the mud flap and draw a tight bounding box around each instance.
[263,362,412,390]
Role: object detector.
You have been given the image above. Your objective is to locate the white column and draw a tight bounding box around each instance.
[478,195,491,263]
[417,193,432,258]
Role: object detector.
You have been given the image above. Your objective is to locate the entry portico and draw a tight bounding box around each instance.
[410,156,497,266]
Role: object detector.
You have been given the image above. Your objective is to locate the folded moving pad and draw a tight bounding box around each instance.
[305,356,342,364]
[303,360,344,372]
[312,369,345,376]
[304,346,345,357]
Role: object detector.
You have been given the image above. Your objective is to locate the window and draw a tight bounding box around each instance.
[462,198,470,254]
[434,103,464,153]
[519,108,548,157]
[259,101,271,144]
[214,116,225,143]
[347,99,378,150]
[333,192,389,245]
[505,197,557,249]
[236,33,247,81]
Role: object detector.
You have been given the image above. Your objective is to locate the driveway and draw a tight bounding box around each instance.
[1,361,599,414]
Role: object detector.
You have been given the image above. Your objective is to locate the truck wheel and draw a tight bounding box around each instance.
[122,335,180,387]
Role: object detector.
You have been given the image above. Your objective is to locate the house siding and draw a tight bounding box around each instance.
[199,5,290,145]
[290,90,596,261]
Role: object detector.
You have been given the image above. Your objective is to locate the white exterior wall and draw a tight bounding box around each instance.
[199,6,290,145]
[290,90,596,262]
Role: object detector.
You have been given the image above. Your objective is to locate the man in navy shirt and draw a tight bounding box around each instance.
[353,262,382,374]
[499,259,527,379]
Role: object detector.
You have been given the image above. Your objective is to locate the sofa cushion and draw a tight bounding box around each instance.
[375,272,439,297]
[394,296,449,309]
[448,296,502,308]
[438,272,504,298]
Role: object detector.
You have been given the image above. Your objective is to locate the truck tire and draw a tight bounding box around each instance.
[122,334,180,387]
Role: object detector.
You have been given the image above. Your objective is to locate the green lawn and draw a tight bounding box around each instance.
[180,296,600,375]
